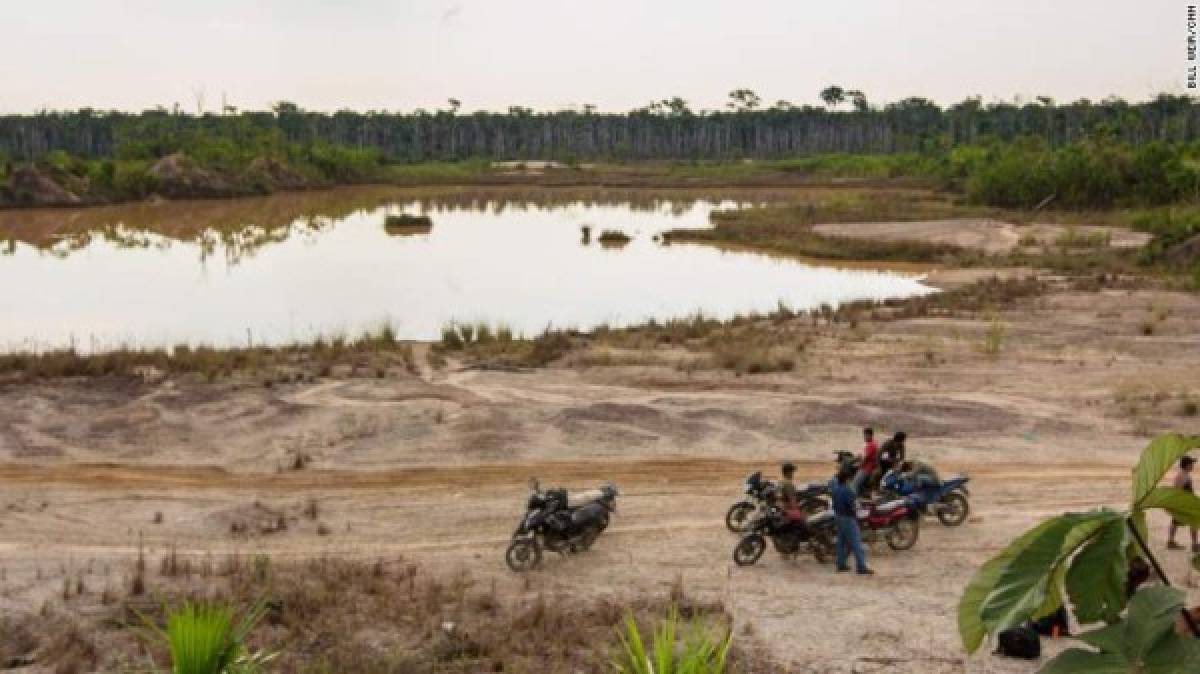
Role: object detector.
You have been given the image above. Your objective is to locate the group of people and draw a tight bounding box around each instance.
[777,427,936,576]
[769,435,1198,579]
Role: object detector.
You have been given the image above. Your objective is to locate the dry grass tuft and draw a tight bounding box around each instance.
[8,555,778,673]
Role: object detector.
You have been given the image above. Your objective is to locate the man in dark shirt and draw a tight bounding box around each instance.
[878,431,907,479]
[830,465,872,575]
[779,462,803,522]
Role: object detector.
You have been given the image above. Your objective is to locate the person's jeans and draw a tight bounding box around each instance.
[835,514,868,572]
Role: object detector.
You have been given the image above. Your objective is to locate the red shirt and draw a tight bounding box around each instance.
[861,440,879,473]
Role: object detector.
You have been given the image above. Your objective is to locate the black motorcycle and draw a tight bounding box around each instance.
[733,506,835,566]
[505,480,618,572]
[725,471,829,533]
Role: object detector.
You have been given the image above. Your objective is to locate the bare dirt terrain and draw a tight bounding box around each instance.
[2,275,1199,671]
[813,219,1152,254]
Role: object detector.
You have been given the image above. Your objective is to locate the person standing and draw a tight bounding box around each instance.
[831,465,873,575]
[853,427,879,495]
[1168,456,1198,552]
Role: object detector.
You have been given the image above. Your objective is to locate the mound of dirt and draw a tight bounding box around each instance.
[559,402,666,425]
[779,397,1027,437]
[813,219,1151,255]
[3,165,81,206]
[243,156,314,192]
[147,153,235,198]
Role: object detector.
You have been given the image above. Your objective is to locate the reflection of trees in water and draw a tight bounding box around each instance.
[0,186,780,263]
[35,224,170,259]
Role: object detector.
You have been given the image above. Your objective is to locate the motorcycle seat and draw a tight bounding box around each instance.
[807,510,834,526]
[570,502,607,525]
[567,489,606,508]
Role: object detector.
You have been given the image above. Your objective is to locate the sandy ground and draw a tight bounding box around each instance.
[2,281,1200,671]
[813,219,1152,254]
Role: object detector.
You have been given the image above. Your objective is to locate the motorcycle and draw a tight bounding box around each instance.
[879,470,971,526]
[732,505,836,566]
[505,479,618,572]
[725,471,829,533]
[809,495,921,558]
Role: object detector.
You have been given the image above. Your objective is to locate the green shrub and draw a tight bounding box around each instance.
[111,160,160,198]
[965,140,1200,209]
[145,600,275,674]
[613,607,732,674]
[305,142,381,182]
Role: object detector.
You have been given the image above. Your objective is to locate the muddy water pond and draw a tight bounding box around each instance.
[0,187,935,350]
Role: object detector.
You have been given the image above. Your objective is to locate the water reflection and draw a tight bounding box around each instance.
[0,186,790,264]
[0,187,935,350]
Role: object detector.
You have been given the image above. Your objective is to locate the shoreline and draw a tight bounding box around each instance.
[0,170,937,212]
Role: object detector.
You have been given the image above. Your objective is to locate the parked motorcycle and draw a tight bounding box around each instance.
[879,470,971,526]
[733,506,836,566]
[809,495,921,558]
[505,479,618,572]
[725,471,829,533]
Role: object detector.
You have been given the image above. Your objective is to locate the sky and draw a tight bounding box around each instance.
[0,0,1187,114]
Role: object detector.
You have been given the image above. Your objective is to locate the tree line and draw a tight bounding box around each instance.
[2,92,1199,163]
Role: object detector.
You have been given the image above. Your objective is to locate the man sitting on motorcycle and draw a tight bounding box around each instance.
[899,459,941,503]
[779,462,806,523]
[877,431,907,479]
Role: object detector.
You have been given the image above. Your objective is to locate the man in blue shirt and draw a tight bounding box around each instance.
[830,465,873,575]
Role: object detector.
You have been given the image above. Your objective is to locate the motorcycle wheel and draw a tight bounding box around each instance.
[886,518,920,551]
[505,539,542,572]
[733,534,767,566]
[802,497,829,514]
[725,502,756,533]
[811,531,835,564]
[596,513,610,533]
[937,492,970,527]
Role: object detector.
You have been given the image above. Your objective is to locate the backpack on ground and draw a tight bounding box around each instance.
[994,625,1040,659]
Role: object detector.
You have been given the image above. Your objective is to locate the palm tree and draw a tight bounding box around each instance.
[846,89,869,112]
[726,89,761,112]
[820,85,846,110]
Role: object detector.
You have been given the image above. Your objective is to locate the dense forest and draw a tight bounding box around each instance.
[2,92,1199,163]
[3,91,1200,219]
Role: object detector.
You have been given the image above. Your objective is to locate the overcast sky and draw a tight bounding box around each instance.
[0,1,1186,114]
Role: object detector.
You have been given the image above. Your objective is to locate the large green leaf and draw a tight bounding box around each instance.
[959,517,1068,653]
[1065,517,1128,624]
[1139,486,1200,527]
[1143,627,1200,673]
[1075,622,1125,655]
[1125,586,1187,665]
[980,512,1116,635]
[1038,648,1127,674]
[1131,434,1200,509]
[1040,587,1200,674]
